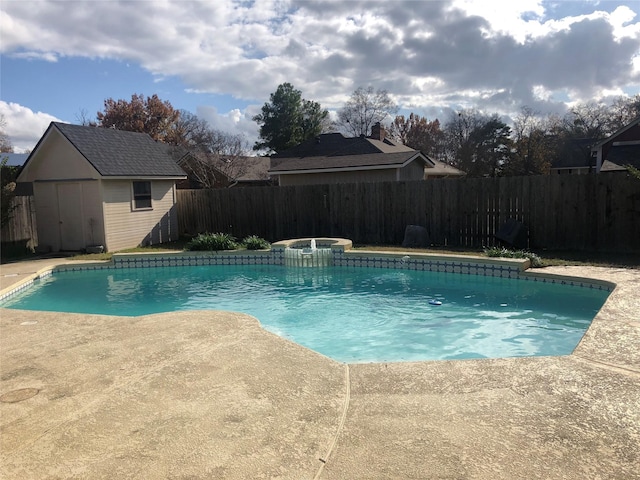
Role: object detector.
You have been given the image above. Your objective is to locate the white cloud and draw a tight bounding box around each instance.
[9,51,58,62]
[609,5,640,40]
[451,0,546,43]
[0,101,61,152]
[196,105,261,149]
[1,0,639,131]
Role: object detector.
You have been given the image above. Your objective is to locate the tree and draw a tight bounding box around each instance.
[336,86,398,137]
[175,110,251,188]
[470,116,512,177]
[96,93,181,144]
[0,115,17,227]
[75,108,96,127]
[563,101,610,140]
[503,107,552,175]
[0,114,13,153]
[607,94,640,133]
[443,110,511,177]
[389,114,445,161]
[253,83,329,154]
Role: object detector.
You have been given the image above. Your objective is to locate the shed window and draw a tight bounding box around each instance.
[132,181,152,210]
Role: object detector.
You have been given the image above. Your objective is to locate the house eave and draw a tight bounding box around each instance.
[270,164,404,175]
[101,175,188,181]
[269,152,425,176]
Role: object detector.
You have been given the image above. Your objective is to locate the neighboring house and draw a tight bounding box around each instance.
[593,117,640,173]
[16,122,186,252]
[549,138,596,175]
[269,123,465,186]
[550,117,640,175]
[177,154,272,188]
[2,153,30,167]
[232,156,272,187]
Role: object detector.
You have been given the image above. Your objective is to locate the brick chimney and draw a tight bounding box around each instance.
[370,122,386,141]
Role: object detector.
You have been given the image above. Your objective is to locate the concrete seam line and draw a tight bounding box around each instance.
[571,354,640,378]
[314,363,351,480]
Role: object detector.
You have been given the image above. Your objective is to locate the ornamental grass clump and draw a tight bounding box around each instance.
[242,235,270,250]
[186,232,238,251]
[484,246,543,268]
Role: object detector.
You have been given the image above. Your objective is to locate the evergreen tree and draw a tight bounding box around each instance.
[253,83,329,154]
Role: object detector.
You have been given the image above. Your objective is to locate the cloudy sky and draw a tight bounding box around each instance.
[1,0,639,152]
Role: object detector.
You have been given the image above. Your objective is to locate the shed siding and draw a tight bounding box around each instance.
[103,180,178,251]
[20,130,100,182]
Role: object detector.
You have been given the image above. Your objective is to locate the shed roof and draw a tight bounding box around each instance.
[27,122,187,178]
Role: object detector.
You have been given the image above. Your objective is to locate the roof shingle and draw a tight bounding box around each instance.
[52,122,186,177]
[269,132,422,173]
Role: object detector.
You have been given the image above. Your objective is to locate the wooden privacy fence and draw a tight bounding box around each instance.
[179,174,640,252]
[1,195,38,247]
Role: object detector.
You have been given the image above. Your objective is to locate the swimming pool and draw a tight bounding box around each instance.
[1,263,610,363]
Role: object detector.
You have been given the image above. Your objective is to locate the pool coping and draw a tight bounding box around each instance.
[0,249,615,304]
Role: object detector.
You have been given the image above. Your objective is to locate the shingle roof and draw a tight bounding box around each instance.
[550,138,596,169]
[270,151,421,172]
[51,122,186,177]
[268,132,466,176]
[601,145,640,170]
[269,132,423,173]
[232,156,271,182]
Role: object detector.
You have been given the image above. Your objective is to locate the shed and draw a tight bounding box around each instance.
[17,122,187,252]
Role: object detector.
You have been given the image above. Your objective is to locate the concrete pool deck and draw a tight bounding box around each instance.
[1,259,639,479]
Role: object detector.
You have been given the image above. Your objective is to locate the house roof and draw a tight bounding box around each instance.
[592,117,640,149]
[270,150,423,173]
[232,156,271,182]
[2,153,29,167]
[599,145,640,171]
[25,122,187,178]
[550,138,596,170]
[269,132,463,176]
[178,153,271,185]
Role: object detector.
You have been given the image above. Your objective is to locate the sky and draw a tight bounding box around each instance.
[1,0,639,153]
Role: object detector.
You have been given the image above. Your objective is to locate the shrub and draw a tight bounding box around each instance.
[484,246,543,268]
[242,235,270,250]
[186,232,238,251]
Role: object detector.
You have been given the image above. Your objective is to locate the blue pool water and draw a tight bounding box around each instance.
[2,265,610,363]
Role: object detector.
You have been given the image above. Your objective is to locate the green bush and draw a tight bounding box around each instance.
[242,235,270,250]
[484,246,543,268]
[186,232,238,251]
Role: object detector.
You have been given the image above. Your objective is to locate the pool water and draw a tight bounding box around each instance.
[2,265,610,363]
